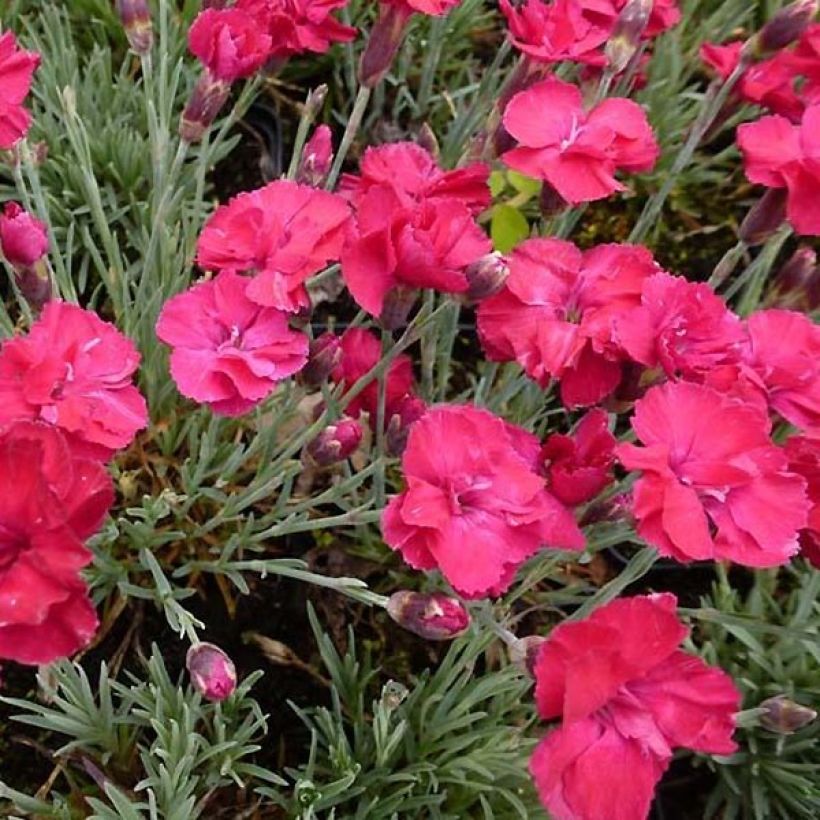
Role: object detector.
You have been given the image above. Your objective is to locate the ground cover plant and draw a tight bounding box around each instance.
[0,0,818,817]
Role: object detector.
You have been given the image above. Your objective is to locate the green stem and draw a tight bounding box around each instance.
[418,16,447,113]
[326,85,372,190]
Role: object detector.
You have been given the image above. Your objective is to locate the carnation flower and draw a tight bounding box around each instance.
[617,381,809,567]
[502,77,659,205]
[737,104,820,236]
[340,143,491,317]
[0,301,147,459]
[477,238,661,407]
[382,404,584,598]
[188,8,272,81]
[156,271,309,417]
[584,0,682,39]
[196,179,350,313]
[530,593,740,820]
[0,31,40,150]
[0,421,113,665]
[0,202,48,268]
[784,435,820,568]
[541,409,616,506]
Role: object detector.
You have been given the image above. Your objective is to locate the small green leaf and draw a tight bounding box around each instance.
[489,170,507,198]
[490,205,529,253]
[506,171,541,197]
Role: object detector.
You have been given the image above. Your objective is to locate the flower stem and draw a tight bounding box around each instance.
[326,85,372,190]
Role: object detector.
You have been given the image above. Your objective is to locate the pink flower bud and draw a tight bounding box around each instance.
[768,246,820,311]
[305,417,363,465]
[385,394,426,457]
[462,252,509,303]
[115,0,153,55]
[759,695,817,734]
[739,188,788,245]
[0,202,48,268]
[605,0,653,72]
[298,332,342,387]
[358,5,413,88]
[379,285,418,331]
[759,0,819,52]
[186,642,237,701]
[416,123,440,159]
[296,125,334,188]
[179,72,232,143]
[386,590,470,640]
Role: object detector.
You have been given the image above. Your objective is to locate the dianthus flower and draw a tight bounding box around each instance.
[382,404,584,598]
[196,179,350,313]
[784,434,820,568]
[0,31,40,150]
[616,382,808,567]
[530,594,740,820]
[477,238,661,407]
[156,271,309,417]
[0,302,147,459]
[0,421,113,665]
[502,77,659,205]
[541,409,616,506]
[615,272,745,380]
[188,8,272,81]
[737,104,820,236]
[235,0,356,60]
[340,142,491,318]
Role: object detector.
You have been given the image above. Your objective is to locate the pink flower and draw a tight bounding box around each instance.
[236,0,356,60]
[0,302,147,459]
[188,8,272,82]
[0,421,113,665]
[382,404,584,598]
[477,239,661,407]
[196,180,350,313]
[0,202,48,268]
[737,104,820,236]
[530,593,740,820]
[340,143,491,317]
[502,77,659,205]
[156,271,308,417]
[616,382,809,567]
[383,0,462,15]
[541,409,616,506]
[584,0,682,39]
[784,434,820,568]
[296,124,334,187]
[615,272,745,379]
[0,32,40,150]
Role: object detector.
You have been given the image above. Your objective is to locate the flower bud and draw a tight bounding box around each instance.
[0,203,48,268]
[115,0,153,55]
[605,0,652,73]
[385,394,426,457]
[386,590,470,640]
[305,417,363,465]
[180,72,232,143]
[296,125,334,188]
[461,252,509,303]
[539,182,569,219]
[739,187,788,245]
[508,635,547,676]
[767,246,820,311]
[305,84,329,119]
[416,123,440,160]
[379,285,418,331]
[758,695,817,734]
[186,642,237,701]
[358,5,413,88]
[298,332,342,387]
[758,0,819,52]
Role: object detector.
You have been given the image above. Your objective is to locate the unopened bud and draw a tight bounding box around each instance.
[768,246,820,311]
[115,0,153,55]
[358,5,412,88]
[385,394,426,457]
[605,0,652,72]
[416,123,440,159]
[758,0,819,52]
[539,181,569,219]
[186,642,237,701]
[0,202,48,269]
[305,84,328,119]
[508,635,547,677]
[305,417,363,466]
[379,285,418,331]
[180,72,232,143]
[461,252,509,303]
[16,261,52,311]
[739,187,788,245]
[759,695,817,734]
[296,125,334,188]
[386,591,470,640]
[298,332,342,387]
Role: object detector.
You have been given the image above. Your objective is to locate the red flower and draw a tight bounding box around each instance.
[156,271,309,417]
[330,328,416,421]
[235,0,356,60]
[383,0,462,15]
[615,272,745,379]
[530,594,739,820]
[0,32,40,150]
[196,180,350,313]
[541,409,616,506]
[477,239,660,407]
[382,404,584,598]
[340,143,491,317]
[0,202,48,268]
[737,105,820,236]
[784,435,820,568]
[502,78,659,205]
[0,302,147,460]
[617,382,808,567]
[188,8,272,82]
[0,421,113,665]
